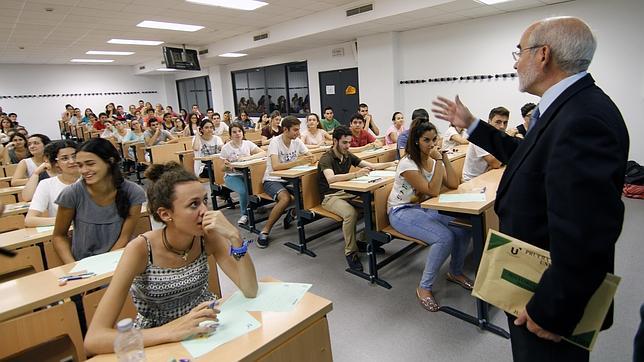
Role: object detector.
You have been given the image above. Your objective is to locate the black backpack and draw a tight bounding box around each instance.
[625,160,644,185]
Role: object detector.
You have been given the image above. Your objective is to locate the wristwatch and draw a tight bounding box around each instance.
[229,239,253,260]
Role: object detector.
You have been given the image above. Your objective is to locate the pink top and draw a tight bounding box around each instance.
[300,128,327,145]
[385,124,406,145]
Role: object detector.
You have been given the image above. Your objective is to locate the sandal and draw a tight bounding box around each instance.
[446,273,474,290]
[416,288,440,312]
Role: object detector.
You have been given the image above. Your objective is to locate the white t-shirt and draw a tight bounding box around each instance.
[263,135,309,182]
[213,122,229,136]
[462,143,490,182]
[387,156,436,210]
[220,140,262,176]
[29,176,75,216]
[193,135,224,157]
[442,126,468,151]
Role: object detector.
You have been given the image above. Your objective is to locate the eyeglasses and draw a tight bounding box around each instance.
[512,45,544,61]
[56,154,77,162]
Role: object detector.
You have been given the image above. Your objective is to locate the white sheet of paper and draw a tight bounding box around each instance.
[351,176,382,184]
[438,193,486,203]
[70,249,124,275]
[369,170,395,178]
[35,226,55,233]
[290,165,316,171]
[223,282,312,313]
[325,85,335,95]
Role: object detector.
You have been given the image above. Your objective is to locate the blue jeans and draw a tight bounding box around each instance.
[389,204,471,291]
[224,174,248,217]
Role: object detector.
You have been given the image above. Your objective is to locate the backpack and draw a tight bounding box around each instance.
[625,161,644,185]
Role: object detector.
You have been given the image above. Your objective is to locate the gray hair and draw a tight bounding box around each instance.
[528,16,596,74]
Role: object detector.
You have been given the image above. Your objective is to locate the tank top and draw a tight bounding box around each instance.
[25,158,37,177]
[131,234,215,329]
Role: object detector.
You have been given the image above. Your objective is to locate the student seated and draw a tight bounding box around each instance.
[461,107,508,182]
[144,118,177,147]
[258,116,314,247]
[25,140,80,227]
[397,109,431,151]
[11,133,51,186]
[84,162,258,355]
[387,121,472,312]
[220,122,266,225]
[358,103,380,136]
[300,113,332,147]
[384,112,406,145]
[441,125,469,151]
[348,113,383,152]
[508,102,536,139]
[236,111,254,129]
[2,132,30,164]
[260,111,283,145]
[318,125,397,271]
[52,138,146,264]
[211,112,229,136]
[193,119,224,178]
[320,106,341,133]
[254,112,269,132]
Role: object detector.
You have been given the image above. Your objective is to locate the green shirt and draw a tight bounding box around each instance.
[320,118,341,132]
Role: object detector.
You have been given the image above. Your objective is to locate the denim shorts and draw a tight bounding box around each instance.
[263,180,289,200]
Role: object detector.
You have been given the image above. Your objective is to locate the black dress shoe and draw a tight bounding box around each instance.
[345,253,363,271]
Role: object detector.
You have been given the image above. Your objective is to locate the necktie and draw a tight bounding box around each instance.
[526,106,541,134]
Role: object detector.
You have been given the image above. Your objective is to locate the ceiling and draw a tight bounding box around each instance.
[0,0,570,66]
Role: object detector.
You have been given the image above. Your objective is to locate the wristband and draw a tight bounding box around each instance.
[229,239,253,260]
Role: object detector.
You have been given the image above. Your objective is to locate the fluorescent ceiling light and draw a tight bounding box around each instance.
[475,0,513,4]
[108,39,164,46]
[186,0,268,11]
[219,52,247,57]
[70,59,114,63]
[86,50,135,56]
[137,20,204,32]
[156,68,178,71]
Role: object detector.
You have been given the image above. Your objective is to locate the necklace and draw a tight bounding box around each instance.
[162,227,195,261]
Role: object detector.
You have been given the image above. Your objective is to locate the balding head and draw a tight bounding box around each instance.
[527,17,596,75]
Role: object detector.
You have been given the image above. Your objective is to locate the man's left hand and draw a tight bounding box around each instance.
[514,309,562,342]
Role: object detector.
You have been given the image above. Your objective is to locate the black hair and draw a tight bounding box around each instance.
[44,139,77,166]
[411,108,429,121]
[8,113,17,117]
[78,138,129,219]
[229,121,246,139]
[98,112,107,118]
[199,118,214,133]
[391,112,403,122]
[488,106,510,120]
[187,113,200,136]
[145,162,198,223]
[213,112,220,118]
[281,115,300,130]
[28,133,52,147]
[404,121,438,170]
[349,113,365,124]
[269,110,281,119]
[358,103,368,109]
[323,106,333,113]
[307,113,322,129]
[520,103,537,118]
[206,108,214,113]
[332,125,352,141]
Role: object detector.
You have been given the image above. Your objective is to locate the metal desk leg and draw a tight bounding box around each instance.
[283,177,316,257]
[130,145,143,184]
[240,168,261,234]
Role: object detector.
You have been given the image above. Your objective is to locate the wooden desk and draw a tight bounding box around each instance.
[0,186,25,203]
[2,201,30,216]
[87,278,333,362]
[420,167,508,338]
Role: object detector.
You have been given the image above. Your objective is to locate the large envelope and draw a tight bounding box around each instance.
[472,229,620,351]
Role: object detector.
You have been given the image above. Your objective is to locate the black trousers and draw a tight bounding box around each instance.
[507,314,589,362]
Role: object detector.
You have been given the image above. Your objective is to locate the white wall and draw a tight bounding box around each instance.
[398,0,644,160]
[0,64,173,140]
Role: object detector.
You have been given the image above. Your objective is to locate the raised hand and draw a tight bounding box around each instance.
[431,95,476,129]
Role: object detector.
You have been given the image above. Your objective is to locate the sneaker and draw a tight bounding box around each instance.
[237,215,248,225]
[345,253,363,271]
[256,233,269,249]
[357,241,385,254]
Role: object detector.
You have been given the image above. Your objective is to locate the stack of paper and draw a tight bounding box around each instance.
[70,249,124,275]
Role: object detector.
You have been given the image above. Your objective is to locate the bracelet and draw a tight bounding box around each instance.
[229,239,253,260]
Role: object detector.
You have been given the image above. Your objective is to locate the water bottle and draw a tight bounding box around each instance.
[114,318,146,362]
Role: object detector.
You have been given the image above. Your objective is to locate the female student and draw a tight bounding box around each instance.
[183,113,200,137]
[384,112,406,145]
[11,134,51,186]
[3,132,31,165]
[52,138,146,264]
[300,113,331,147]
[170,118,186,135]
[25,140,80,227]
[260,111,282,145]
[193,119,224,178]
[84,162,257,354]
[220,122,265,225]
[254,112,269,132]
[387,121,472,312]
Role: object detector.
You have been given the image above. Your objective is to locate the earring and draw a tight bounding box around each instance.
[168,217,173,221]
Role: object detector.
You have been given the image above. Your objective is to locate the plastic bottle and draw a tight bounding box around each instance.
[113,318,146,362]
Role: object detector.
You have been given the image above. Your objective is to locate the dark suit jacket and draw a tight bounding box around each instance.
[469,74,629,336]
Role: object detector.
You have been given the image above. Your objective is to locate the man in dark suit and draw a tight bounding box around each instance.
[432,17,629,361]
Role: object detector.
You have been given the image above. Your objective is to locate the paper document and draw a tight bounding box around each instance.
[438,193,486,203]
[223,282,312,313]
[472,230,620,351]
[290,165,317,171]
[351,176,382,184]
[70,249,124,275]
[369,170,396,178]
[35,226,55,233]
[181,307,261,358]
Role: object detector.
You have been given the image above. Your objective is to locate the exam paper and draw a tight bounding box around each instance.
[181,307,261,358]
[351,176,382,184]
[35,226,55,233]
[223,282,312,313]
[369,170,396,178]
[290,165,317,171]
[70,249,124,275]
[438,193,486,203]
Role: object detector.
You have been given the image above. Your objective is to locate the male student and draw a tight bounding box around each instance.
[397,108,430,150]
[144,118,177,146]
[358,103,380,135]
[432,16,629,362]
[320,106,341,132]
[461,107,508,181]
[258,116,314,247]
[212,112,229,136]
[348,113,383,151]
[318,125,396,270]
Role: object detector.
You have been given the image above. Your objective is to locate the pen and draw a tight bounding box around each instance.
[479,186,487,193]
[59,272,95,280]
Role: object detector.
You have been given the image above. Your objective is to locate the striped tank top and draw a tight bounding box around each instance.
[131,234,215,329]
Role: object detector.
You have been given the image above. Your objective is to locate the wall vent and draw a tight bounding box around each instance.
[253,33,269,41]
[198,49,209,55]
[346,4,373,17]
